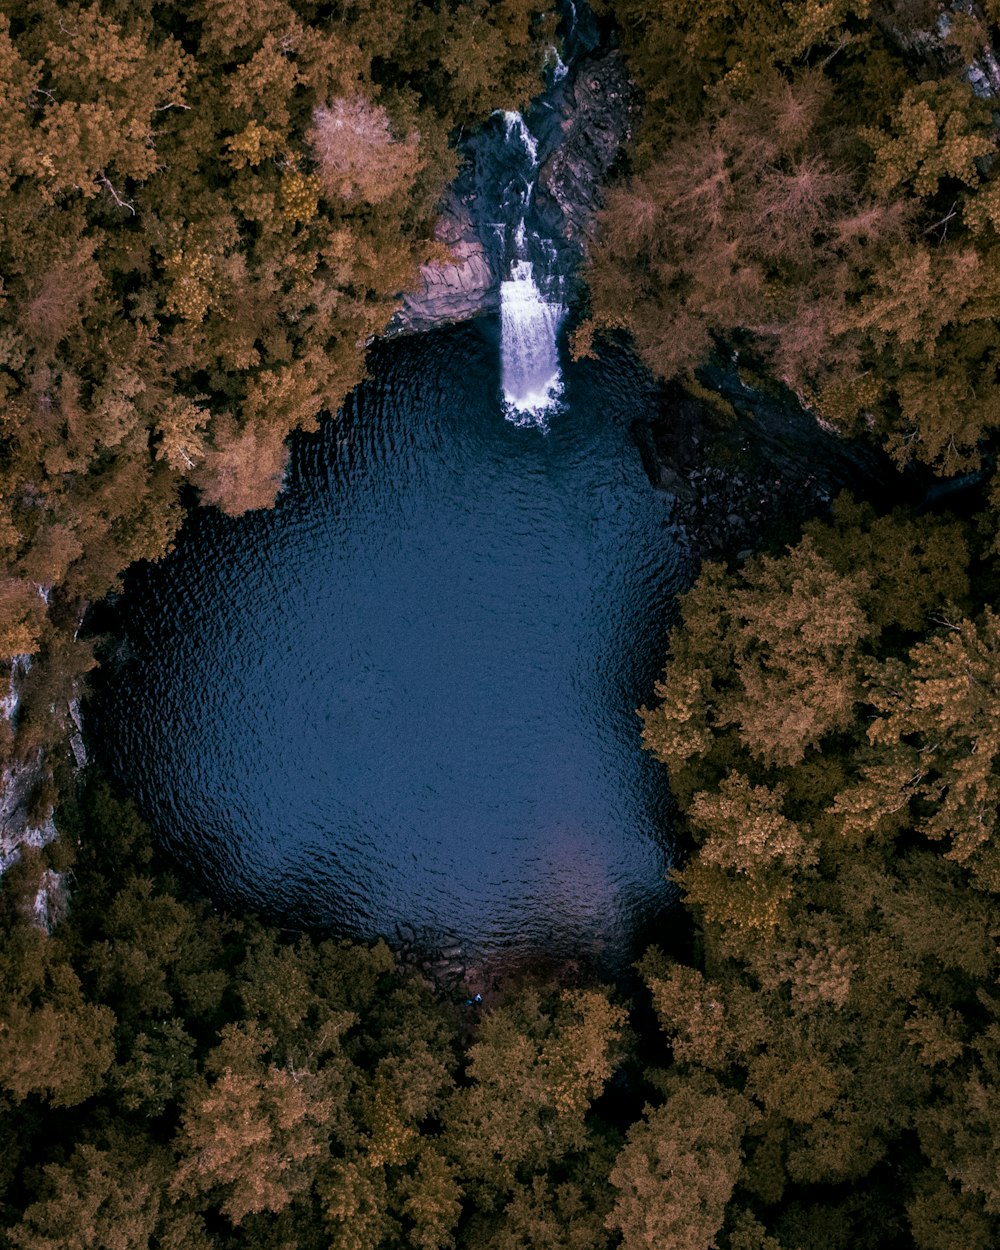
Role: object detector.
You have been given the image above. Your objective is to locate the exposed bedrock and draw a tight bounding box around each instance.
[389,48,635,336]
[534,47,635,245]
[391,189,499,335]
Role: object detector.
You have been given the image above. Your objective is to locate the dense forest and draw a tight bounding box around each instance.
[0,0,555,760]
[4,0,1000,1247]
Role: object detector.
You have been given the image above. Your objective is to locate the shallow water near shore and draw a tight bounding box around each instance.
[89,322,690,971]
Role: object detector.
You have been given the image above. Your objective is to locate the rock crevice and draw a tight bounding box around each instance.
[389,48,634,336]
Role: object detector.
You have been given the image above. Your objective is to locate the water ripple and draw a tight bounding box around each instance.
[89,323,692,972]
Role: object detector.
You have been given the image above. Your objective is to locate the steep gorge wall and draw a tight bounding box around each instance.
[389,47,635,335]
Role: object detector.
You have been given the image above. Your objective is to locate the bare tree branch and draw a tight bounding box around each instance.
[96,172,136,215]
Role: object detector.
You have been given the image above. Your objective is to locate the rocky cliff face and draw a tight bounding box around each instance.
[389,48,635,336]
[535,49,635,244]
[0,658,56,874]
[0,657,66,929]
[878,0,1000,97]
[391,189,499,335]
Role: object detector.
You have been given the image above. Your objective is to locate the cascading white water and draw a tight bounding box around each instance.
[500,109,539,168]
[546,46,569,82]
[495,110,566,427]
[501,260,564,422]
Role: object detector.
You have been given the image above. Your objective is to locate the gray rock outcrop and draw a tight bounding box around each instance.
[390,189,499,336]
[877,1,1000,98]
[535,49,636,244]
[389,48,636,336]
[0,657,63,929]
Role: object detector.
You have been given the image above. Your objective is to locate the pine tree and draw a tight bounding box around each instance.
[607,1074,754,1250]
[170,1022,334,1225]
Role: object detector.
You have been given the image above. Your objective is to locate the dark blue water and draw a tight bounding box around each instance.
[92,323,690,967]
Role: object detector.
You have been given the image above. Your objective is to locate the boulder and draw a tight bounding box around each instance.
[388,189,499,335]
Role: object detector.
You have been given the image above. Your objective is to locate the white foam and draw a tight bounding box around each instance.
[500,260,565,427]
[498,110,539,166]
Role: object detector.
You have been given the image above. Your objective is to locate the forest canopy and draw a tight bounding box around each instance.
[585,0,1000,485]
[0,0,556,764]
[5,1,1000,1249]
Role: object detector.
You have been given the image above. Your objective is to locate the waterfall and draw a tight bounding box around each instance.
[501,261,564,423]
[493,110,566,428]
[546,46,569,82]
[499,109,539,168]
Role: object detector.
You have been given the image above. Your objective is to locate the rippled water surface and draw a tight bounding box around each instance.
[92,324,690,967]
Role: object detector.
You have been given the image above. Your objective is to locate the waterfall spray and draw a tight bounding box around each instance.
[494,110,566,427]
[500,262,564,423]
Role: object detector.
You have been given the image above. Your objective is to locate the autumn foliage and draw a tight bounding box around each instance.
[0,781,627,1250]
[6,1,1000,1248]
[587,0,1000,482]
[308,97,423,205]
[0,0,555,773]
[634,494,1000,1247]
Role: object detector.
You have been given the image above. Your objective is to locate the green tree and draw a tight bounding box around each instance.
[867,608,1000,887]
[0,0,554,779]
[443,988,626,1194]
[9,1139,211,1250]
[0,914,115,1108]
[630,492,1000,1242]
[592,0,1000,474]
